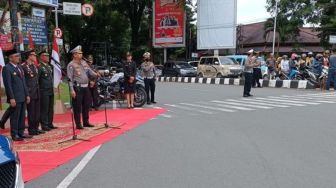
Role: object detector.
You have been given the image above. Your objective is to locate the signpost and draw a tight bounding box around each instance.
[82,4,94,17]
[63,2,81,16]
[54,27,63,38]
[330,35,336,44]
[32,7,45,17]
[21,16,48,45]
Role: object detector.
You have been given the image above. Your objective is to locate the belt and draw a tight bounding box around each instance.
[74,83,88,88]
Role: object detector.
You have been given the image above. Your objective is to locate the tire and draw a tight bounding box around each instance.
[263,74,269,80]
[134,85,147,107]
[198,73,203,77]
[216,73,222,78]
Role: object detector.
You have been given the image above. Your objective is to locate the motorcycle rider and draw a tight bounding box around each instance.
[289,53,298,79]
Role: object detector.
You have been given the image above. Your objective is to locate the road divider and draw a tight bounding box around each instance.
[158,77,315,89]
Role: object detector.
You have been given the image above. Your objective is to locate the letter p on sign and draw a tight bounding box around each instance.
[54,28,63,38]
[82,4,94,17]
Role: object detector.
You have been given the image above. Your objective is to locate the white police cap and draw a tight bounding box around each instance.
[70,45,83,54]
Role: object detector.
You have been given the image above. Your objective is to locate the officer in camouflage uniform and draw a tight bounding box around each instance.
[38,49,57,131]
[67,46,98,129]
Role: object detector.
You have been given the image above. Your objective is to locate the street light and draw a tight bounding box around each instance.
[272,0,280,55]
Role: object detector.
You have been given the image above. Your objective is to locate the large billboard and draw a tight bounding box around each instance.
[153,0,185,48]
[23,0,58,7]
[197,0,237,49]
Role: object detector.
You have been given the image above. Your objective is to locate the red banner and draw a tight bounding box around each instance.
[0,34,14,51]
[153,0,185,48]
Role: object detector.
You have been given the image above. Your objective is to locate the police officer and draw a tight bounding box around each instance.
[22,49,45,135]
[38,49,57,131]
[67,46,98,129]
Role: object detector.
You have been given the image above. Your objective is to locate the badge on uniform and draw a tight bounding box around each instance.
[30,74,34,77]
[45,74,48,77]
[13,72,17,76]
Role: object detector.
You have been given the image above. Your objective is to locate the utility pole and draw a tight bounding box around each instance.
[9,0,20,51]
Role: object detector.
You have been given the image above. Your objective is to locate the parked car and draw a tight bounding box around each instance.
[162,61,197,77]
[197,56,243,78]
[225,55,248,67]
[0,135,24,188]
[187,61,199,70]
[155,65,163,76]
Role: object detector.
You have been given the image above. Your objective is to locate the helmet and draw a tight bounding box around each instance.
[308,52,313,55]
[143,52,151,58]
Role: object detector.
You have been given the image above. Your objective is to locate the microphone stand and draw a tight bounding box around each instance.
[95,76,123,130]
[59,78,89,144]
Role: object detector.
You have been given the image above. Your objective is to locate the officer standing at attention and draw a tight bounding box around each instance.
[38,49,57,131]
[67,46,98,129]
[2,49,31,141]
[22,49,45,135]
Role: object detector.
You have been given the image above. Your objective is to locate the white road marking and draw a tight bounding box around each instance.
[236,99,290,107]
[205,102,255,111]
[212,100,273,109]
[159,114,173,118]
[165,104,214,114]
[56,145,101,188]
[180,103,236,112]
[265,97,321,105]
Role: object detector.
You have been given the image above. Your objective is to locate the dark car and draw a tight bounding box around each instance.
[162,61,197,77]
[0,135,24,188]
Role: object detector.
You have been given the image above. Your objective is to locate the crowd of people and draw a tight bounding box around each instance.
[243,48,336,97]
[0,47,158,141]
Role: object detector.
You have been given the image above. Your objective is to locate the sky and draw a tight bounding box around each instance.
[192,0,272,24]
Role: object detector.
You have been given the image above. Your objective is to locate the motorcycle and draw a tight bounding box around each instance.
[294,66,320,85]
[96,71,147,107]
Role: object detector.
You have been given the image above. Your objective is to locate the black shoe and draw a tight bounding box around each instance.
[12,135,24,141]
[147,102,151,105]
[243,95,249,97]
[248,94,253,97]
[76,125,84,129]
[94,107,99,111]
[38,130,46,134]
[48,125,58,129]
[42,127,51,131]
[83,123,94,127]
[19,134,33,139]
[151,101,157,104]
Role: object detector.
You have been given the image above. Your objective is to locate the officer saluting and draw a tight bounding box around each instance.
[67,45,98,129]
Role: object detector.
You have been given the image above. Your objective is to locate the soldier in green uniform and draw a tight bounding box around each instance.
[67,46,98,129]
[38,50,57,131]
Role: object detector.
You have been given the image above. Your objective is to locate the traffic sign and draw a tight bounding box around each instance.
[330,35,336,44]
[82,4,94,16]
[54,28,63,38]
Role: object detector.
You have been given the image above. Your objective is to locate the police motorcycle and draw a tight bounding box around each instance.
[96,68,147,107]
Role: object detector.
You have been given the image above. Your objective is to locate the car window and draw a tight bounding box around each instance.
[213,58,220,65]
[176,63,193,69]
[200,58,206,65]
[205,58,214,65]
[219,57,236,65]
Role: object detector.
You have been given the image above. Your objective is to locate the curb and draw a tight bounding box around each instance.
[158,77,316,89]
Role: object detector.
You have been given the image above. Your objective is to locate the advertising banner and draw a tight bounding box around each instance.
[153,0,185,48]
[21,16,48,45]
[0,10,14,50]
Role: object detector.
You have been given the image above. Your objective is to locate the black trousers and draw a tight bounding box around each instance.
[252,68,262,87]
[10,102,25,137]
[243,72,253,95]
[89,85,99,108]
[0,106,14,127]
[144,78,156,102]
[27,98,40,133]
[40,94,54,128]
[72,87,90,126]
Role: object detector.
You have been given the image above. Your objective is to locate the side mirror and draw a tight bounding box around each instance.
[214,61,219,65]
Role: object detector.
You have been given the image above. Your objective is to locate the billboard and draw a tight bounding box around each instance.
[23,0,58,7]
[153,0,185,48]
[197,0,237,49]
[21,16,48,45]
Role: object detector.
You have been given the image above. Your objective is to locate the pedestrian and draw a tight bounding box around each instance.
[123,52,137,108]
[266,53,276,79]
[87,54,99,111]
[2,49,32,141]
[280,55,289,75]
[67,45,98,129]
[326,49,336,90]
[243,49,257,97]
[141,52,157,105]
[38,49,57,131]
[252,51,262,87]
[22,49,45,135]
[323,50,330,67]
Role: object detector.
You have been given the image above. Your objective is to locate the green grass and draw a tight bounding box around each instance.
[0,82,70,109]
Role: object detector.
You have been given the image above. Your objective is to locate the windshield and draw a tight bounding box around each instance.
[218,57,237,65]
[176,63,193,68]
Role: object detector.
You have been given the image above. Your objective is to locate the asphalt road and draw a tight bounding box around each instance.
[26,82,336,188]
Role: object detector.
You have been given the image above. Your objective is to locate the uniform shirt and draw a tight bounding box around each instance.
[244,56,255,73]
[67,60,97,92]
[38,62,54,95]
[141,61,156,79]
[22,60,39,99]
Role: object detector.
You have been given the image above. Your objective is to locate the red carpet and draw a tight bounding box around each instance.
[19,108,165,182]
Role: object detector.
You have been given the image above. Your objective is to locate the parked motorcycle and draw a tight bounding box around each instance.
[295,66,320,85]
[96,71,147,107]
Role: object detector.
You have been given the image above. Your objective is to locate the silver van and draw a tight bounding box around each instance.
[197,56,243,78]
